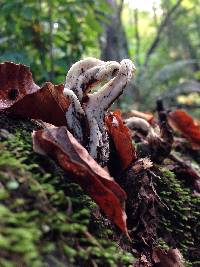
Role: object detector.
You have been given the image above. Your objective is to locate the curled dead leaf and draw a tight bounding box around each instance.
[8,82,69,126]
[32,126,128,234]
[0,62,69,126]
[123,109,154,124]
[105,110,137,171]
[168,109,200,149]
[0,61,39,109]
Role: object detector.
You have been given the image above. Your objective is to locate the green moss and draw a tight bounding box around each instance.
[157,166,200,266]
[0,115,134,267]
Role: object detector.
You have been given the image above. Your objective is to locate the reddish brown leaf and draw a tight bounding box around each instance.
[32,126,128,234]
[168,109,200,149]
[105,110,137,171]
[0,61,39,108]
[9,82,69,126]
[152,247,185,267]
[0,62,69,126]
[123,109,154,124]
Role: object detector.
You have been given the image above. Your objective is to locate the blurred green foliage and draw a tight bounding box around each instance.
[0,0,107,84]
[0,0,199,109]
[123,0,200,109]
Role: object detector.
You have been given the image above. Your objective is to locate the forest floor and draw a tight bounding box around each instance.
[0,111,200,267]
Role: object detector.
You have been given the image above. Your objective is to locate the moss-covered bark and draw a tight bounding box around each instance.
[156,166,200,267]
[0,114,199,266]
[0,114,134,267]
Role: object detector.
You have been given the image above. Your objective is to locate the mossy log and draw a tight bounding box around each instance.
[0,114,134,267]
[0,114,200,267]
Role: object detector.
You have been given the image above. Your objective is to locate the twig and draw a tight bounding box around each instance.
[148,169,169,210]
[143,0,183,69]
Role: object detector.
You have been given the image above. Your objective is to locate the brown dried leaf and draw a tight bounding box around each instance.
[168,109,200,149]
[32,126,128,234]
[0,61,39,108]
[123,109,154,124]
[8,82,69,126]
[0,62,69,126]
[105,110,137,171]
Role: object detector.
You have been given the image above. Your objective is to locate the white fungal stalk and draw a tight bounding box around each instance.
[64,58,135,165]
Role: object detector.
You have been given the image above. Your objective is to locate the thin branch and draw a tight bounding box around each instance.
[48,0,54,81]
[117,0,124,16]
[152,2,159,29]
[143,0,183,68]
[134,8,140,66]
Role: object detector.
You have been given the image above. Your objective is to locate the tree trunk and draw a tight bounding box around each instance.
[99,0,140,107]
[100,0,129,62]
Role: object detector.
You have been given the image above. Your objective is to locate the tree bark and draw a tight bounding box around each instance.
[99,0,140,107]
[100,0,129,62]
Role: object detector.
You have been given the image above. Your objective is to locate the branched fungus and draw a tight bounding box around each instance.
[64,58,135,165]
